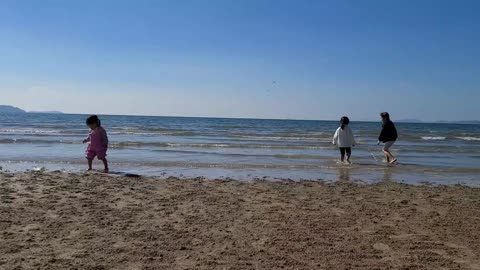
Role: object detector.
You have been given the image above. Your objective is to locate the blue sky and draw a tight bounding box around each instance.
[0,0,479,121]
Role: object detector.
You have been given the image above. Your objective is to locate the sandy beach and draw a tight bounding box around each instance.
[0,171,479,269]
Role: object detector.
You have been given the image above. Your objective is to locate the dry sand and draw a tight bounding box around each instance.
[0,171,479,270]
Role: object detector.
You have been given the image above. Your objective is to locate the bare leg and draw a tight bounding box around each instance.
[383,151,390,163]
[386,150,397,163]
[383,150,396,163]
[87,159,93,171]
[346,148,352,164]
[100,158,109,173]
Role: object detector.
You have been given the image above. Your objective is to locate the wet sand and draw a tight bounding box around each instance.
[0,171,479,270]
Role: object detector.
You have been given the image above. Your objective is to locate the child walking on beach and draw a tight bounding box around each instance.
[333,116,356,164]
[378,112,398,164]
[83,115,109,172]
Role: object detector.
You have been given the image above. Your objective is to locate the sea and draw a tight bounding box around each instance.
[0,113,479,185]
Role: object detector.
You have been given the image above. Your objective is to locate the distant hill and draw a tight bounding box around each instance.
[436,120,480,125]
[398,119,423,123]
[397,119,480,125]
[0,105,26,113]
[0,106,64,114]
[29,111,64,114]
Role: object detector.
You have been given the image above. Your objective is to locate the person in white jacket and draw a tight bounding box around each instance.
[332,116,356,164]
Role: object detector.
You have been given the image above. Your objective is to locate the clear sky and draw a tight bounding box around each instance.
[0,0,479,121]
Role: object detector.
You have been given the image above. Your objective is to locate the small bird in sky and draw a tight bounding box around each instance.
[265,81,277,96]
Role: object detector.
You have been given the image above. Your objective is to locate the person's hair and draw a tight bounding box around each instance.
[380,112,390,121]
[340,116,350,130]
[86,115,101,126]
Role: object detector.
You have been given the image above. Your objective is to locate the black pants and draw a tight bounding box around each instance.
[339,147,352,160]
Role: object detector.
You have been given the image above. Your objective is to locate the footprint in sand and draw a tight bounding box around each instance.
[373,243,391,252]
[445,242,467,249]
[331,207,346,216]
[470,263,480,270]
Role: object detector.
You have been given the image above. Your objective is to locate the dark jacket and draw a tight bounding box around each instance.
[379,121,398,143]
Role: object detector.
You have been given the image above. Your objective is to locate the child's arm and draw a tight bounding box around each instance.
[101,129,109,147]
[378,124,387,143]
[332,129,339,145]
[83,134,91,144]
[350,128,356,146]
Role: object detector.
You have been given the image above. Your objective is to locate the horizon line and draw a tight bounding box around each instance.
[2,105,478,123]
[18,111,480,124]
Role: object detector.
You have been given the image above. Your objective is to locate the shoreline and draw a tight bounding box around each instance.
[1,171,479,269]
[1,162,480,188]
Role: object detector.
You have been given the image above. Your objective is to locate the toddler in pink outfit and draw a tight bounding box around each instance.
[83,115,109,172]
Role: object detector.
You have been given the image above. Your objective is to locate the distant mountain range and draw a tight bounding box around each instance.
[0,105,63,114]
[436,120,480,125]
[397,119,423,123]
[29,111,65,114]
[0,105,26,113]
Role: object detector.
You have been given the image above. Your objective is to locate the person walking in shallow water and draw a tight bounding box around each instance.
[378,112,398,164]
[83,115,109,172]
[333,116,356,164]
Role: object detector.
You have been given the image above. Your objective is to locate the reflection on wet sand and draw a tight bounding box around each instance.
[383,167,393,182]
[337,167,351,182]
[336,165,394,184]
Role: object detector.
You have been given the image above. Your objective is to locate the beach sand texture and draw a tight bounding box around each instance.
[1,172,479,269]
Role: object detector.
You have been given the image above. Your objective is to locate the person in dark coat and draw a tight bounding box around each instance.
[378,112,398,164]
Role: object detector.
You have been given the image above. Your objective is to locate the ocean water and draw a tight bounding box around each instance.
[0,113,479,185]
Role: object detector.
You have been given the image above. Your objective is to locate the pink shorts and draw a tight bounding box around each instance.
[86,149,107,160]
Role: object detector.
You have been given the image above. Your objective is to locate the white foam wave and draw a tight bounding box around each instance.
[167,143,230,148]
[421,136,446,140]
[233,135,330,141]
[456,137,480,141]
[0,129,63,135]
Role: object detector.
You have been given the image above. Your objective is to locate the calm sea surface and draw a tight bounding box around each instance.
[0,113,479,185]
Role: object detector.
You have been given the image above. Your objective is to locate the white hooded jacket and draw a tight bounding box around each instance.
[333,125,356,148]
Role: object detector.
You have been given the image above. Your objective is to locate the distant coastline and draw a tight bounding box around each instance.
[0,105,63,114]
[0,105,26,114]
[29,111,65,114]
[398,119,480,125]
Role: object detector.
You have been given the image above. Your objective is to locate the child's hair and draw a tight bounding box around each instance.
[86,115,101,126]
[340,116,350,130]
[380,112,390,121]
